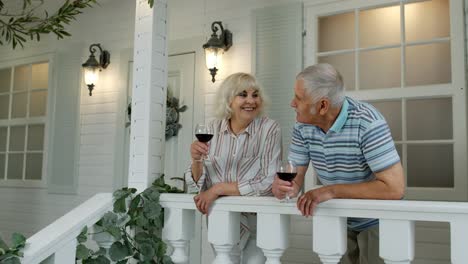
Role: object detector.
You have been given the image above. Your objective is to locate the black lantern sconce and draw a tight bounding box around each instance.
[81,43,110,96]
[202,21,233,83]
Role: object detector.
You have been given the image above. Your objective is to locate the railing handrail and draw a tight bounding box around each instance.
[160,193,468,222]
[22,193,113,264]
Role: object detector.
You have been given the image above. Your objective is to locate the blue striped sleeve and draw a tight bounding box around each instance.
[288,124,311,166]
[361,120,400,172]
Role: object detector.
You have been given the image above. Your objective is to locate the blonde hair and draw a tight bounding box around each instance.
[214,72,268,119]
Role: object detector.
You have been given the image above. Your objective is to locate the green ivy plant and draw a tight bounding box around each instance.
[0,233,26,264]
[76,176,183,264]
[0,0,156,49]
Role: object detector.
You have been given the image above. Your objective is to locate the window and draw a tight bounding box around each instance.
[0,61,49,186]
[306,0,466,200]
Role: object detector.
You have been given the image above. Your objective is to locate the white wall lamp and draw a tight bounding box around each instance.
[202,21,233,83]
[81,43,110,96]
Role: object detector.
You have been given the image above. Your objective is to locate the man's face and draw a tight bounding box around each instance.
[290,79,317,124]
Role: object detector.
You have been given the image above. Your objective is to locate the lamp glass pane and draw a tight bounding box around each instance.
[84,67,99,86]
[205,48,223,69]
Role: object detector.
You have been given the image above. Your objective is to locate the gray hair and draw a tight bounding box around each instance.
[296,63,345,108]
[214,72,267,119]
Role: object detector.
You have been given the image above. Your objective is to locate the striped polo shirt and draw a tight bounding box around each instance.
[289,97,400,231]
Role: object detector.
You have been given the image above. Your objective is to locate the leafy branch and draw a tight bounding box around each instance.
[0,233,26,264]
[0,0,99,49]
[76,176,183,264]
[0,0,155,49]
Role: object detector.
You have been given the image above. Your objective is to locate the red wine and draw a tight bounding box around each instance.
[277,172,297,182]
[196,133,213,143]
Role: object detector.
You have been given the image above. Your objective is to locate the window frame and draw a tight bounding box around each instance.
[304,0,467,201]
[0,54,55,188]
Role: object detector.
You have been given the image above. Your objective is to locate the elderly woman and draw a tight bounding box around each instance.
[185,72,281,263]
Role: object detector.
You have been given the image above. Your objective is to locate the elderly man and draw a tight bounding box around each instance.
[272,63,405,264]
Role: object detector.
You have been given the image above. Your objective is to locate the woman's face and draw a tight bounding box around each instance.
[229,87,262,124]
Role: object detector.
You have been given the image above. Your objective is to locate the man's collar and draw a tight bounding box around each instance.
[329,98,349,133]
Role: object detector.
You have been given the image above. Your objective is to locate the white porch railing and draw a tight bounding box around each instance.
[160,194,468,264]
[21,193,113,264]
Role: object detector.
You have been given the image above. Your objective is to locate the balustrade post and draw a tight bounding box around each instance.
[380,219,414,264]
[450,218,468,264]
[52,238,77,263]
[313,215,346,264]
[257,213,290,264]
[162,208,195,264]
[208,211,240,264]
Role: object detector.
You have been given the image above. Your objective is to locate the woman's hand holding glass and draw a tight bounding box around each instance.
[192,123,213,161]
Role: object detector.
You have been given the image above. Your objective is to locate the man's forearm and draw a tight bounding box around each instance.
[329,179,404,200]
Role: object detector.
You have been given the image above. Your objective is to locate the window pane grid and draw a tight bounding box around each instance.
[317,1,451,91]
[1,61,48,182]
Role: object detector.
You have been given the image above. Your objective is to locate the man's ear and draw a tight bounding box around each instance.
[318,98,330,115]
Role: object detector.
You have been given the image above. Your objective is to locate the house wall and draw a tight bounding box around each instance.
[168,0,465,263]
[0,0,135,239]
[0,0,465,263]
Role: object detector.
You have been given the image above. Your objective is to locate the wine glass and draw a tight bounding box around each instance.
[277,161,297,202]
[194,123,213,160]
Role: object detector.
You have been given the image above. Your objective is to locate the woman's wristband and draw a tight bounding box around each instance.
[192,158,203,163]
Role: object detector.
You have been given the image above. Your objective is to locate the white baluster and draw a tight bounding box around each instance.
[380,219,414,264]
[313,216,346,264]
[162,208,195,264]
[257,213,289,264]
[208,211,240,264]
[52,238,77,263]
[450,217,468,264]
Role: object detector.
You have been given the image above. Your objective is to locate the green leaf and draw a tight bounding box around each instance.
[107,226,122,240]
[139,242,155,260]
[109,241,130,261]
[2,257,21,264]
[116,214,131,227]
[117,260,128,264]
[129,195,141,213]
[134,232,151,243]
[143,202,161,220]
[76,244,90,259]
[101,212,118,228]
[162,255,174,264]
[95,247,107,256]
[11,233,25,248]
[142,188,160,202]
[77,226,88,243]
[0,236,9,250]
[113,197,127,213]
[84,255,111,264]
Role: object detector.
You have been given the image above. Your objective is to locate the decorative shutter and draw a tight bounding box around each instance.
[254,3,303,160]
[47,48,81,194]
